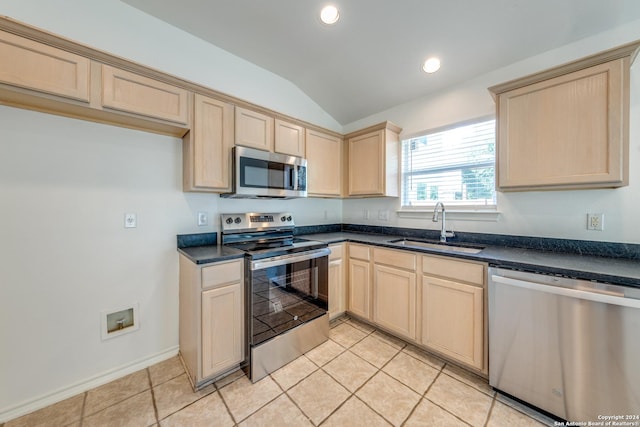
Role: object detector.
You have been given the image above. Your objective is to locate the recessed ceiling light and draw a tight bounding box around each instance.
[320,5,340,24]
[422,57,441,74]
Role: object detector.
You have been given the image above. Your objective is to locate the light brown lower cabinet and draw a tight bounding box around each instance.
[373,264,417,341]
[328,243,346,320]
[348,244,372,320]
[201,282,243,378]
[345,245,486,374]
[179,255,244,389]
[421,275,484,370]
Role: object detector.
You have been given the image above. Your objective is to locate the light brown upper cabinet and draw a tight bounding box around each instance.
[0,29,90,102]
[183,94,234,192]
[0,27,191,137]
[100,64,190,125]
[305,129,343,197]
[346,121,401,197]
[235,106,274,151]
[275,118,305,157]
[489,41,640,191]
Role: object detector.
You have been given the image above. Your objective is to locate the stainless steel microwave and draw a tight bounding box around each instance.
[222,146,307,198]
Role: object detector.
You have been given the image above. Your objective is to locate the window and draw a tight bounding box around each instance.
[401,119,496,208]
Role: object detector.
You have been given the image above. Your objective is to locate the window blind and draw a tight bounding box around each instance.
[401,119,496,208]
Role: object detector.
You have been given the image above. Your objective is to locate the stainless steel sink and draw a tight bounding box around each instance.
[388,239,484,254]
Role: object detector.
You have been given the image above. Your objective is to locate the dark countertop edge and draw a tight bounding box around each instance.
[178,246,245,265]
[302,231,640,288]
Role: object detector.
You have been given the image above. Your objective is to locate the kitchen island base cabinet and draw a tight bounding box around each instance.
[179,255,244,389]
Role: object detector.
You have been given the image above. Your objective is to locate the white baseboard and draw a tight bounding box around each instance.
[0,346,179,423]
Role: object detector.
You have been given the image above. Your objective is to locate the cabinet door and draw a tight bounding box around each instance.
[348,258,371,320]
[184,94,234,191]
[305,129,343,197]
[497,58,627,190]
[374,265,416,340]
[201,282,243,378]
[101,65,189,125]
[421,276,483,370]
[235,106,274,151]
[275,119,305,156]
[328,257,345,320]
[0,30,90,102]
[348,130,384,196]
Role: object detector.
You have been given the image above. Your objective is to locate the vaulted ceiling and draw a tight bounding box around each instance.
[123,0,640,125]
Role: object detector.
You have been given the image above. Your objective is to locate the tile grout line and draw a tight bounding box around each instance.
[410,362,471,426]
[318,339,402,426]
[399,361,445,426]
[78,391,87,427]
[215,379,242,426]
[483,394,498,427]
[146,368,160,425]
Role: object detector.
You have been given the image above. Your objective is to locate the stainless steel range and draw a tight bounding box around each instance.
[221,212,330,382]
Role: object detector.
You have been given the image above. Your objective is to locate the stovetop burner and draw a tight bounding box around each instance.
[220,212,328,259]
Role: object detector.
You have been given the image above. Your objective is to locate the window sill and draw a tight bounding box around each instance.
[397,208,500,222]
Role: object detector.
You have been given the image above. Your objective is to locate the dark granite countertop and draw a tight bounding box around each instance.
[176,229,640,287]
[178,245,245,265]
[303,231,640,288]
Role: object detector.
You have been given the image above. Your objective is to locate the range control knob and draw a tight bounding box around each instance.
[234,217,242,224]
[281,216,287,222]
[287,215,292,222]
[225,217,233,224]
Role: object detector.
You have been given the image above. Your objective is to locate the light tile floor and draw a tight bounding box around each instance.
[4,316,556,427]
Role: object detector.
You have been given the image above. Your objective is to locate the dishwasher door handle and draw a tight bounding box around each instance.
[491,275,640,309]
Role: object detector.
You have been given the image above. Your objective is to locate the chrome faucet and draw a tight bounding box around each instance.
[432,202,455,242]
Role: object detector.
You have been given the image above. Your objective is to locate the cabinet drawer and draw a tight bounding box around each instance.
[422,255,484,286]
[374,248,416,271]
[0,30,90,102]
[329,243,344,260]
[101,64,189,124]
[349,244,370,261]
[201,259,243,289]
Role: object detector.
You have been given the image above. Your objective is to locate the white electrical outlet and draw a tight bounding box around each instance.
[363,210,369,220]
[586,213,604,231]
[197,211,208,226]
[378,210,389,221]
[124,213,137,228]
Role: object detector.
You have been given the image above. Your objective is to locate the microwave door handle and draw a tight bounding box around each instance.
[292,167,298,190]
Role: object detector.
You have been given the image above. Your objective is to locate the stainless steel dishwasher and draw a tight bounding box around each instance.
[488,267,640,422]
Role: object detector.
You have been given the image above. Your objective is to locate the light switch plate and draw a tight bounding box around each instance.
[197,211,208,226]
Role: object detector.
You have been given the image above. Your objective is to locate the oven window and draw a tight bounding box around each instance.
[250,257,328,345]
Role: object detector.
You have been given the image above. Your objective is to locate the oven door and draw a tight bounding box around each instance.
[248,248,329,346]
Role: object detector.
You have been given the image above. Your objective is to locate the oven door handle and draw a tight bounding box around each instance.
[250,247,330,270]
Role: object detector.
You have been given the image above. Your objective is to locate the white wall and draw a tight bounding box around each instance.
[0,105,342,420]
[343,19,640,244]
